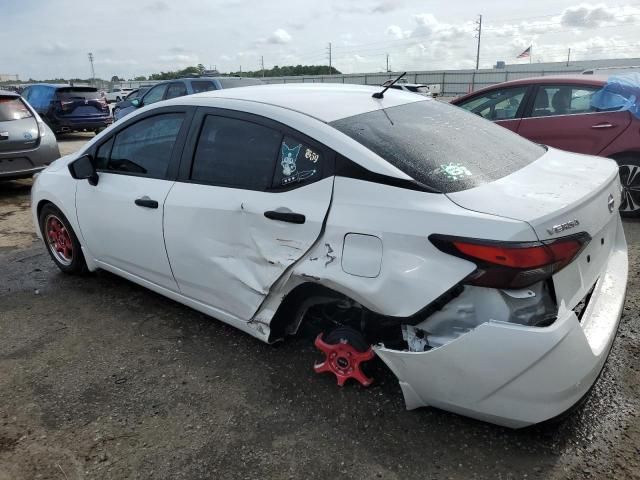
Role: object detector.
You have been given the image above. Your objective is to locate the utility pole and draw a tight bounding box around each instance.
[326,42,332,74]
[566,48,571,66]
[261,56,265,77]
[386,53,390,72]
[474,15,482,70]
[239,65,242,76]
[88,52,95,86]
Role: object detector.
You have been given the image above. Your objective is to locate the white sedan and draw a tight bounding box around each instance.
[31,83,628,427]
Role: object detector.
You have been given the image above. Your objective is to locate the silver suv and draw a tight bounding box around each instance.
[0,90,60,180]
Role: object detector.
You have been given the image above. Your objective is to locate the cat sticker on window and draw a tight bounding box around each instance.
[280,142,316,186]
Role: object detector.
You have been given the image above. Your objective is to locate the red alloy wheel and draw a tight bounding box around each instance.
[314,332,375,387]
[45,215,73,266]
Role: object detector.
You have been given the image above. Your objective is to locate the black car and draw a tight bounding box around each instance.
[22,84,112,135]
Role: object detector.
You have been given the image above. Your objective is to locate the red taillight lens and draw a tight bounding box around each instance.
[430,234,590,289]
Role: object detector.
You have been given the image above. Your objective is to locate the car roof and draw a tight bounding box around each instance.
[452,75,608,103]
[170,83,427,122]
[0,89,20,97]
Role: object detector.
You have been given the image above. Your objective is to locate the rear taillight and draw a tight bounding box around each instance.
[430,233,590,289]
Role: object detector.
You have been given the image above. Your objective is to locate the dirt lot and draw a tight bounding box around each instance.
[1,134,640,479]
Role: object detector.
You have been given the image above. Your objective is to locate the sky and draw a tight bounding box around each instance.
[1,0,640,80]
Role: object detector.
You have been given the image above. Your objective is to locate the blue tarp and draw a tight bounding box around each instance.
[591,72,640,119]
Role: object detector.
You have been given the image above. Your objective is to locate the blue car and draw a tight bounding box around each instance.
[113,77,263,121]
[22,84,112,135]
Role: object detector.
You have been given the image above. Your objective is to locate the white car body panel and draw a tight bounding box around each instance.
[30,84,629,427]
[163,178,334,321]
[375,215,627,427]
[76,173,178,290]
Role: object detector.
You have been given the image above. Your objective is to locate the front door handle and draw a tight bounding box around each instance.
[264,210,306,224]
[591,123,616,129]
[135,197,159,209]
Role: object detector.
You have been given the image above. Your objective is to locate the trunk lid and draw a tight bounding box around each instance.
[447,147,623,309]
[54,87,109,118]
[446,148,620,241]
[0,96,38,152]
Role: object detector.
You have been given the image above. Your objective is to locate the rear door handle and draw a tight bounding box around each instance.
[591,123,616,129]
[0,132,8,140]
[135,197,159,209]
[264,210,306,224]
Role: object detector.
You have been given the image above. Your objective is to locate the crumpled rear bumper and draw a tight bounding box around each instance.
[374,215,628,428]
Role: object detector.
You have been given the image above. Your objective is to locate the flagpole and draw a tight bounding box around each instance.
[530,45,532,64]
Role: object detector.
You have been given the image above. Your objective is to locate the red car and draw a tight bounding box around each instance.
[451,76,640,215]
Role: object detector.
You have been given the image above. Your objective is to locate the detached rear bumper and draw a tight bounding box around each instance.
[375,215,628,428]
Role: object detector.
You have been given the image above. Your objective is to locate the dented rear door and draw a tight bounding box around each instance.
[163,108,334,321]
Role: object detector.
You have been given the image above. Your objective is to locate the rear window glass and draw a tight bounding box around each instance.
[192,81,216,93]
[0,97,33,121]
[330,100,545,193]
[55,88,100,100]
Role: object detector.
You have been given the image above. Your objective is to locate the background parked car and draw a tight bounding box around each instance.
[104,87,133,103]
[451,75,640,215]
[112,87,150,119]
[0,89,59,180]
[22,84,112,136]
[113,77,264,121]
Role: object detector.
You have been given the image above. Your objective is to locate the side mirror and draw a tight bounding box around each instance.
[69,154,99,186]
[131,98,141,108]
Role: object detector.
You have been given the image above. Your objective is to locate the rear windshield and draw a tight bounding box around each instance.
[0,97,33,121]
[55,87,100,100]
[330,100,545,193]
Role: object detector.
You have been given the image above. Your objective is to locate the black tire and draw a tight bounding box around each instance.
[39,203,87,274]
[615,156,640,217]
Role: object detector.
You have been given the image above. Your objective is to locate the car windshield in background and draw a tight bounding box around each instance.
[55,88,100,100]
[330,100,545,193]
[0,97,33,121]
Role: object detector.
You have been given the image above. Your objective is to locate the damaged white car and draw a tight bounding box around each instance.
[31,82,628,428]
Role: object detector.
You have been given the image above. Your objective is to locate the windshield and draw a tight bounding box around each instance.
[330,100,545,193]
[0,97,33,121]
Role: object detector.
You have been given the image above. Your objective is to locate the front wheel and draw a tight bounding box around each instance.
[616,156,640,217]
[39,203,87,274]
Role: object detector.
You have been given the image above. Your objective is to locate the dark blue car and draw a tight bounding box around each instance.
[22,84,112,135]
[113,77,263,121]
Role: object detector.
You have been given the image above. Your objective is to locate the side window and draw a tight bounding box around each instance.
[165,82,187,99]
[107,113,184,178]
[22,87,32,102]
[531,85,599,117]
[458,87,527,120]
[191,115,282,190]
[94,137,114,170]
[192,81,217,93]
[142,84,168,105]
[272,136,322,188]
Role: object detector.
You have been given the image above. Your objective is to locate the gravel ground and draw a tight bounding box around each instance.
[1,134,639,479]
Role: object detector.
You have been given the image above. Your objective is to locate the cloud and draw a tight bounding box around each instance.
[158,53,199,64]
[147,0,170,12]
[266,29,292,44]
[34,42,73,55]
[560,3,618,27]
[385,25,410,39]
[372,0,403,13]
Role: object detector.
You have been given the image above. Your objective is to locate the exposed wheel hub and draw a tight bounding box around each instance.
[313,330,375,387]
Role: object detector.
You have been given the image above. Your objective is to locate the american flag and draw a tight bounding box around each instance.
[517,46,531,58]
